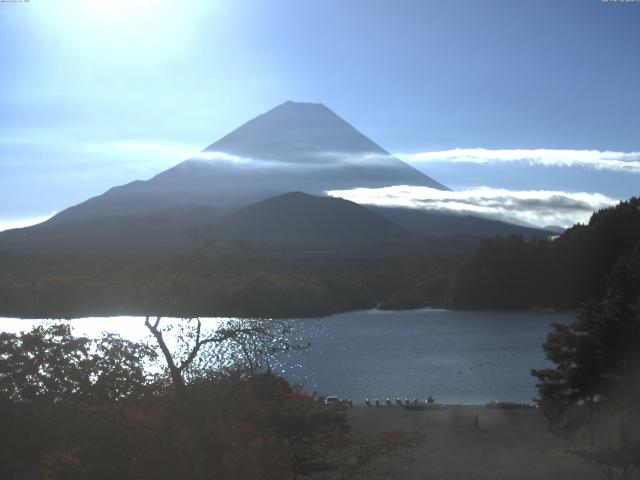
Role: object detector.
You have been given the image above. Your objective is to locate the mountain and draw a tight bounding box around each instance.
[0,192,551,259]
[0,208,221,256]
[48,101,447,225]
[0,101,583,318]
[0,100,554,263]
[369,206,553,239]
[204,101,446,189]
[214,192,407,249]
[543,225,566,234]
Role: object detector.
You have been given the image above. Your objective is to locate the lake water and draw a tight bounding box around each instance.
[0,308,574,405]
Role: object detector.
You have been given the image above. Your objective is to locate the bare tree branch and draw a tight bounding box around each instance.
[145,316,304,398]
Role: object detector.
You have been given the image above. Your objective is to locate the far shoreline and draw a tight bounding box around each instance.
[0,305,576,322]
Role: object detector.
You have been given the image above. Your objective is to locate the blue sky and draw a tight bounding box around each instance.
[1,0,639,228]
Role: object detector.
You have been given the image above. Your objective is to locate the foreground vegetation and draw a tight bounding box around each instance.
[531,225,640,479]
[0,319,420,480]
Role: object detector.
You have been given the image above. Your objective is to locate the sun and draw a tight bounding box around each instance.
[82,0,156,14]
[44,0,186,58]
[31,0,219,68]
[77,0,162,25]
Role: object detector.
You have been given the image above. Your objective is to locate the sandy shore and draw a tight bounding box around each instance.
[347,405,636,480]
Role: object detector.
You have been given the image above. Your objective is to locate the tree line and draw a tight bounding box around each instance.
[528,200,640,479]
[452,197,640,310]
[0,248,460,319]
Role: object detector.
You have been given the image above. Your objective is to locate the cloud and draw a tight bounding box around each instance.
[190,151,272,166]
[0,213,55,232]
[326,186,618,228]
[188,150,399,169]
[191,147,640,176]
[314,151,398,166]
[398,148,640,174]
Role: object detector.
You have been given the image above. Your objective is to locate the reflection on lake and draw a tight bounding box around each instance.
[279,308,574,405]
[0,308,574,405]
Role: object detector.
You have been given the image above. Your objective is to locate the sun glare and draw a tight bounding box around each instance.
[81,0,157,17]
[34,0,195,61]
[75,0,169,30]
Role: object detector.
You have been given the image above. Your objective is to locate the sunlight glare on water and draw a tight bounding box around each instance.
[0,309,574,405]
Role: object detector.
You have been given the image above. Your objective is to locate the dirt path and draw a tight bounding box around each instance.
[347,406,637,480]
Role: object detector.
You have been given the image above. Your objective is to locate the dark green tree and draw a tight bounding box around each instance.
[532,242,640,424]
[531,242,640,479]
[0,323,157,480]
[0,323,155,405]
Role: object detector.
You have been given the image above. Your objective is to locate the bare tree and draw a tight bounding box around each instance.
[144,315,303,400]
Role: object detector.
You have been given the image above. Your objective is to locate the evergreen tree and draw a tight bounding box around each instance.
[453,197,640,310]
[532,242,640,424]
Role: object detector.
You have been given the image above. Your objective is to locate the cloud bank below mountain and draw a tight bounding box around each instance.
[326,186,617,228]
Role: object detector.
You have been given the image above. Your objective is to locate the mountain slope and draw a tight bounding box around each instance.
[369,206,553,239]
[48,101,447,225]
[214,192,408,248]
[0,207,223,256]
[205,100,446,188]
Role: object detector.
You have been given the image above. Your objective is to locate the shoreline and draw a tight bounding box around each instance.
[0,305,576,321]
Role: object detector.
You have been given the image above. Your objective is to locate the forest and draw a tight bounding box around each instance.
[1,198,639,318]
[452,197,640,310]
[530,226,640,479]
[0,234,464,318]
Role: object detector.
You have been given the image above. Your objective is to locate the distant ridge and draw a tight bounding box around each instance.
[0,191,554,258]
[215,192,408,247]
[370,206,553,239]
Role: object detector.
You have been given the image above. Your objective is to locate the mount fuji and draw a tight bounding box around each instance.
[48,101,447,225]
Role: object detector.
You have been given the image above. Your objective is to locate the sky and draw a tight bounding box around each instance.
[1,0,639,229]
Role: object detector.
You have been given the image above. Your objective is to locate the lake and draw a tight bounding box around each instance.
[0,308,574,405]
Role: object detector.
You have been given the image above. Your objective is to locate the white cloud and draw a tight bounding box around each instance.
[0,213,55,232]
[189,147,640,176]
[190,150,397,167]
[315,151,397,165]
[398,148,640,174]
[190,151,267,166]
[326,186,618,228]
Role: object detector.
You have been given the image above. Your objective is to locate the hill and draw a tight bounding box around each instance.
[452,197,640,309]
[214,192,408,249]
